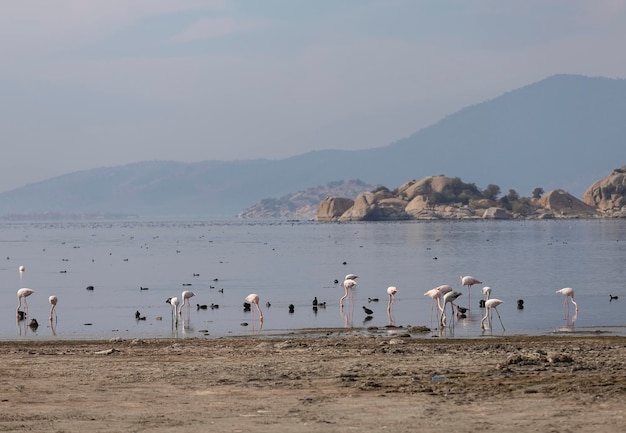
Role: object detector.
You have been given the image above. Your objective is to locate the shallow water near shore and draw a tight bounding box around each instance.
[1,218,625,340]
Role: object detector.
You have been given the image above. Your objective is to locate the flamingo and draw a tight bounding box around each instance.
[17,288,34,318]
[481,299,505,330]
[166,297,180,326]
[179,290,195,316]
[481,286,492,300]
[440,291,462,327]
[48,295,58,322]
[245,293,263,321]
[340,277,357,309]
[19,265,25,273]
[460,275,482,310]
[386,286,398,311]
[424,285,452,324]
[556,287,578,314]
[386,286,398,324]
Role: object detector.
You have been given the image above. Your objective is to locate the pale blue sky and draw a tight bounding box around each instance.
[1,1,625,192]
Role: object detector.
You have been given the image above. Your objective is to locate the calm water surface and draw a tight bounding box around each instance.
[1,219,625,340]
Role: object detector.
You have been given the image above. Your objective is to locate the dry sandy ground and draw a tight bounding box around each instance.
[1,332,626,432]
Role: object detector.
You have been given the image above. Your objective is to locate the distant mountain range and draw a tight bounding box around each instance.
[1,73,625,219]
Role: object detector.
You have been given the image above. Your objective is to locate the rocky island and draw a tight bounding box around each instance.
[315,166,626,222]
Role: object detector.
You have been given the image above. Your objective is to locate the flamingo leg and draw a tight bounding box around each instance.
[493,307,505,331]
[340,287,348,309]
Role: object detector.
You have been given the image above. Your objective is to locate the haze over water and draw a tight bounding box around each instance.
[1,219,625,340]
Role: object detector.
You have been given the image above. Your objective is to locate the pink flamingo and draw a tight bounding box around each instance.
[556,288,578,315]
[166,297,179,326]
[17,288,34,318]
[48,295,58,322]
[179,290,195,317]
[460,275,482,310]
[245,293,263,322]
[340,275,358,309]
[481,298,505,330]
[424,285,452,324]
[386,286,398,311]
[386,286,398,325]
[440,291,462,327]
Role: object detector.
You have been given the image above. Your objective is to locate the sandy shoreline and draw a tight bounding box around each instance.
[1,334,626,432]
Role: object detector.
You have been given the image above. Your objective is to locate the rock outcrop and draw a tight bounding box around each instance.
[537,190,596,217]
[315,197,355,222]
[315,175,603,222]
[582,166,626,216]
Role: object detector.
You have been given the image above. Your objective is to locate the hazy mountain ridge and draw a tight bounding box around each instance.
[1,74,625,219]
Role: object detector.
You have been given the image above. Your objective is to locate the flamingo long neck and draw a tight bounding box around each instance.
[255,303,263,320]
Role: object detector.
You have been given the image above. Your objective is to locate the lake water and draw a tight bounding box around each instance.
[1,219,625,341]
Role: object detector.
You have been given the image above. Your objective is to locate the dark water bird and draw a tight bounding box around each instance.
[17,310,26,321]
[288,304,295,313]
[363,315,373,322]
[210,303,219,309]
[479,299,486,308]
[362,306,374,315]
[318,301,326,308]
[334,279,339,284]
[135,310,146,320]
[140,286,149,291]
[610,294,619,301]
[86,285,94,291]
[265,301,271,308]
[197,304,208,310]
[29,318,39,329]
[312,297,318,306]
[517,299,525,309]
[193,273,200,277]
[218,288,224,293]
[368,297,379,303]
[455,305,468,315]
[243,302,251,312]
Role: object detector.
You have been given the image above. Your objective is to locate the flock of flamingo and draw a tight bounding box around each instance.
[340,273,580,332]
[15,263,581,334]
